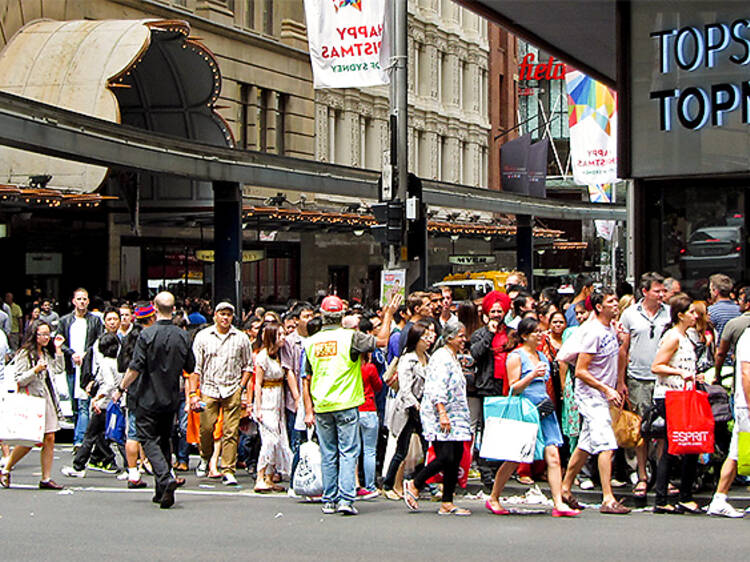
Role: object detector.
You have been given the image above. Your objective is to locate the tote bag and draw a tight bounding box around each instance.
[0,391,45,446]
[480,396,543,463]
[665,384,715,455]
[104,401,126,445]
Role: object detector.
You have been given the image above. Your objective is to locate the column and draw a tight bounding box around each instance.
[213,181,242,314]
[516,214,534,292]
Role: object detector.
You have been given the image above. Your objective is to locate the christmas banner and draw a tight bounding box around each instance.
[565,70,618,186]
[587,184,615,240]
[304,0,390,89]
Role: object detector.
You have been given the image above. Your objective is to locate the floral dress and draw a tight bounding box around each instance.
[560,328,580,445]
[255,349,292,476]
[420,347,472,442]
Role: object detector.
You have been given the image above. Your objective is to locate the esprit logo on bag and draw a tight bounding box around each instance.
[670,430,711,445]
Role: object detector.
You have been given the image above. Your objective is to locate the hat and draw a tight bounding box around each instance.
[134,304,155,319]
[215,302,235,314]
[321,295,344,313]
[481,291,511,316]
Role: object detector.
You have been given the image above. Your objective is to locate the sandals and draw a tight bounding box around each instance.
[485,499,510,515]
[654,504,678,514]
[403,480,419,512]
[600,500,631,514]
[632,479,648,498]
[516,475,535,486]
[561,491,583,511]
[0,470,10,489]
[675,501,703,515]
[667,483,680,496]
[383,489,403,501]
[438,506,471,516]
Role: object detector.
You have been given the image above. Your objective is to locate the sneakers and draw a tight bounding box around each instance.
[321,502,337,515]
[337,502,358,515]
[117,472,130,481]
[707,498,745,518]
[356,488,380,500]
[127,479,148,489]
[87,461,118,474]
[579,478,595,490]
[222,473,238,486]
[195,460,208,478]
[160,479,178,509]
[288,487,300,499]
[61,466,86,478]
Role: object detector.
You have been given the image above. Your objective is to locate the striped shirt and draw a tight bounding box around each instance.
[709,299,741,340]
[192,325,253,399]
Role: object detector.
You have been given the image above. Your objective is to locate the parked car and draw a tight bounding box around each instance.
[679,225,744,280]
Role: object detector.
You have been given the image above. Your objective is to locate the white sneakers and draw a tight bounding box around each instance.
[707,497,745,518]
[195,460,208,478]
[222,473,238,486]
[61,466,86,478]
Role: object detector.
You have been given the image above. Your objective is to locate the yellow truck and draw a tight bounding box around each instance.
[438,270,513,301]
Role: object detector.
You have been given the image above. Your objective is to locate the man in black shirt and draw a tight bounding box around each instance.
[114,292,195,509]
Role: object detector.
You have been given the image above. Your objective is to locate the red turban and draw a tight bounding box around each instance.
[481,290,511,315]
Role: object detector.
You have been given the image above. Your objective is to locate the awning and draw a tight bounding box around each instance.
[458,1,617,87]
[0,18,233,193]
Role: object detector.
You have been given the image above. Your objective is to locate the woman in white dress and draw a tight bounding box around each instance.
[253,322,293,492]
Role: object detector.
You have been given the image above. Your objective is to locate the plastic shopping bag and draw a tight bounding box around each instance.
[425,440,472,488]
[0,391,45,446]
[293,429,323,497]
[665,385,715,455]
[104,401,126,445]
[738,433,750,476]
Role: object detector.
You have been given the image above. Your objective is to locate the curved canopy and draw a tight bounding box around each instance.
[0,18,233,192]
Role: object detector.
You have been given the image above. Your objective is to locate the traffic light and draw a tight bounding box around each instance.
[371,200,404,245]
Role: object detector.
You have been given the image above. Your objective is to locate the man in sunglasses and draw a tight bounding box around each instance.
[616,272,671,498]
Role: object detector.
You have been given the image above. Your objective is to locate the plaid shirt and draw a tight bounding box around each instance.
[192,325,253,399]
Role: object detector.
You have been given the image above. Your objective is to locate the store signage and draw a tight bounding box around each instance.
[518,54,567,80]
[448,255,496,266]
[195,250,265,263]
[650,20,750,131]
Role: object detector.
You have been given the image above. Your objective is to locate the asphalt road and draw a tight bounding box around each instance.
[1,445,748,561]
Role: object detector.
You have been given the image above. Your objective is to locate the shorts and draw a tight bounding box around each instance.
[126,409,138,441]
[728,407,750,461]
[626,378,655,417]
[576,397,618,455]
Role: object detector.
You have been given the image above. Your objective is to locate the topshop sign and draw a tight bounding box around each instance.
[629,1,750,177]
[650,20,750,131]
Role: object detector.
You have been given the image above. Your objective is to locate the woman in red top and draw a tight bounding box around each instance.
[357,317,383,499]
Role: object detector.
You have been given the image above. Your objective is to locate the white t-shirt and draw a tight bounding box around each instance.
[734,328,750,410]
[653,329,695,399]
[70,317,88,400]
[574,318,619,402]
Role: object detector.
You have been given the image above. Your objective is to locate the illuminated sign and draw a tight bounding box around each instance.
[518,53,566,80]
[650,19,750,131]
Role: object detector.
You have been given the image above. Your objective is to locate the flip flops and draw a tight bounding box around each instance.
[438,506,471,516]
[403,480,419,511]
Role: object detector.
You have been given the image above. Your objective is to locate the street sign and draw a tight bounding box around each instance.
[448,254,496,266]
[196,250,265,263]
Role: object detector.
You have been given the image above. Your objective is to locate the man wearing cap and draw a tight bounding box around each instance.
[114,292,195,509]
[470,290,512,488]
[302,293,400,515]
[189,301,253,486]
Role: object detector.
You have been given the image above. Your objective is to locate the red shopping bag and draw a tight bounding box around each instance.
[425,441,473,488]
[665,385,715,455]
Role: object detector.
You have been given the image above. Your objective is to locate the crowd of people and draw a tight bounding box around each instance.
[0,270,748,518]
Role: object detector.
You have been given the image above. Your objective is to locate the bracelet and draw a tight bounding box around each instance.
[189,392,198,398]
[117,385,125,393]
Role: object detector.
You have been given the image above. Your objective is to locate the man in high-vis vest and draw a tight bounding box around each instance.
[303,293,399,515]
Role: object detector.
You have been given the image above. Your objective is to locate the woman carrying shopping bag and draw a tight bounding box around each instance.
[484,317,580,517]
[650,293,702,514]
[1,321,66,489]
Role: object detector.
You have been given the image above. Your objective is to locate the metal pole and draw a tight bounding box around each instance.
[395,0,408,239]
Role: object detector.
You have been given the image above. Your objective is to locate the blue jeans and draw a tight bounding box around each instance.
[74,398,90,446]
[358,411,379,492]
[315,407,360,505]
[286,408,303,479]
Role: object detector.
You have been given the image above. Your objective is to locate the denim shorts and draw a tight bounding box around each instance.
[126,409,138,441]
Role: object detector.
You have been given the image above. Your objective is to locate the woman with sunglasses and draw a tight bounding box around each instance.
[485,317,579,517]
[1,320,66,489]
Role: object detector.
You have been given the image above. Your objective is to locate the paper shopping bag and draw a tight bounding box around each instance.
[0,392,45,446]
[665,387,715,455]
[479,416,538,463]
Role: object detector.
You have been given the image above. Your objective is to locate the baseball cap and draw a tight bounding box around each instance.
[320,295,344,313]
[215,302,235,314]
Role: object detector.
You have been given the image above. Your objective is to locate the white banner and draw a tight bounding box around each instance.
[565,70,618,186]
[304,0,390,89]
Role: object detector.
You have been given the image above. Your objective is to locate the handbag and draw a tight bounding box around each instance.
[640,402,666,439]
[665,383,715,455]
[0,390,46,446]
[104,401,126,445]
[738,432,750,476]
[698,383,732,423]
[536,397,555,418]
[293,428,324,497]
[480,396,543,463]
[609,397,643,448]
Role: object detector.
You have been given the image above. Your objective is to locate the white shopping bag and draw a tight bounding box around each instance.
[479,416,538,463]
[293,429,323,497]
[0,391,46,446]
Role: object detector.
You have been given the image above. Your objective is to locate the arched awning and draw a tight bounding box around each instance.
[0,18,233,193]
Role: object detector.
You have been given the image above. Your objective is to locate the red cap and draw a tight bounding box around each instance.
[321,295,344,313]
